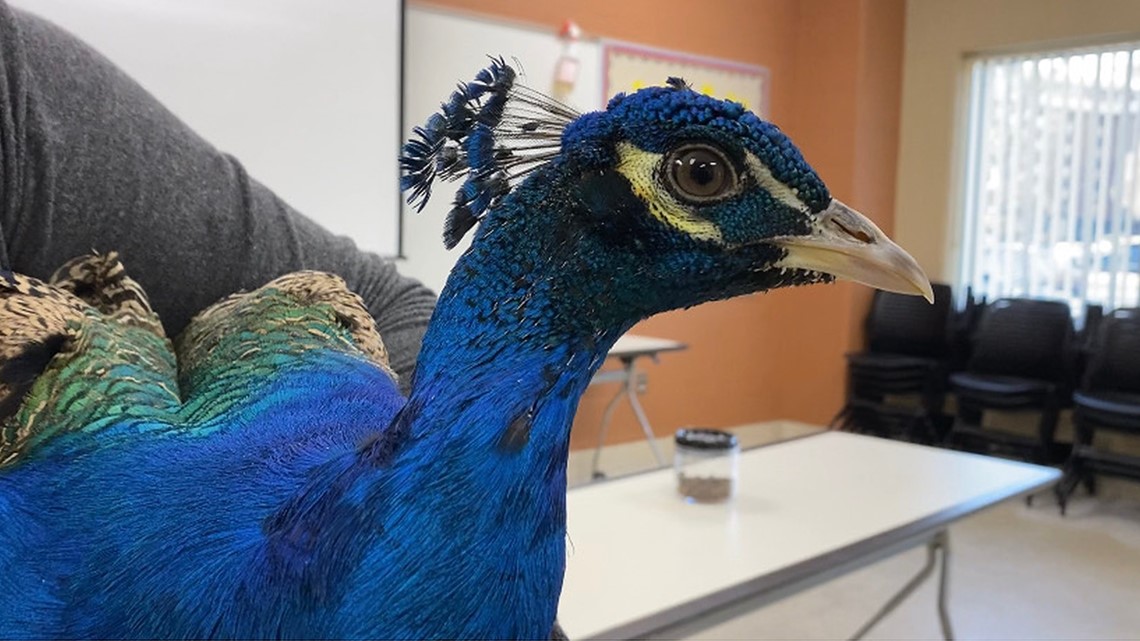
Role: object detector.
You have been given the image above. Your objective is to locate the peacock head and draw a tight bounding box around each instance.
[401,60,930,330]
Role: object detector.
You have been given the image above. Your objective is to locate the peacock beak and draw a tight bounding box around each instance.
[771,198,934,302]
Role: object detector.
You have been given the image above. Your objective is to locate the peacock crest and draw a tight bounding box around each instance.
[400,57,582,249]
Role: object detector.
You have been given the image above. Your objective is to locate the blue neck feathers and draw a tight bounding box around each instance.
[324,171,632,638]
[407,164,636,448]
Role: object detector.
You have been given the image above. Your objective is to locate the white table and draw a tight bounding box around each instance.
[559,431,1060,640]
[588,334,687,478]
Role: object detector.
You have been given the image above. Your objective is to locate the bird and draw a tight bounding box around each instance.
[0,59,930,639]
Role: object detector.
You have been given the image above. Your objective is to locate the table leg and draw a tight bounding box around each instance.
[627,371,667,468]
[937,532,952,640]
[589,357,667,479]
[590,379,628,479]
[848,530,953,641]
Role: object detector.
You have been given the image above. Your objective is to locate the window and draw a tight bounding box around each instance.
[961,43,1140,317]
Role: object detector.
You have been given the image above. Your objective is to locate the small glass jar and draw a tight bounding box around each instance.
[674,428,739,503]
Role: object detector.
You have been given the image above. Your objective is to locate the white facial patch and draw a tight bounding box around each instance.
[743,152,810,214]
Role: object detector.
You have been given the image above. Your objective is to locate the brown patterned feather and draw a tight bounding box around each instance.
[176,271,396,396]
[49,251,165,336]
[0,255,395,467]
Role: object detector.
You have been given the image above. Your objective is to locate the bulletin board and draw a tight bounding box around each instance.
[603,40,770,116]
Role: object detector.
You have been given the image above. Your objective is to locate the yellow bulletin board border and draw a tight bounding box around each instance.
[601,40,770,118]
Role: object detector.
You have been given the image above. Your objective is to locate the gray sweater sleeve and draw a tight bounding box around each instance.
[0,5,436,382]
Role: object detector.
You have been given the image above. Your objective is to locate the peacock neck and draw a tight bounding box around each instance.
[345,209,631,637]
[407,232,627,452]
[406,176,636,452]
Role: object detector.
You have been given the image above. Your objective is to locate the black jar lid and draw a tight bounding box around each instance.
[675,428,738,450]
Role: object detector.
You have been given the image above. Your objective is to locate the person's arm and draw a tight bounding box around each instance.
[0,5,434,382]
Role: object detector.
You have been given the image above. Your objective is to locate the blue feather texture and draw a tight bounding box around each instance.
[0,59,917,639]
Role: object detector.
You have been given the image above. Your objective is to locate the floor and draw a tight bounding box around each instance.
[567,423,1140,640]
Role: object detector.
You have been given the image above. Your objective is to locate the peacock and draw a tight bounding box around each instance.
[0,60,930,639]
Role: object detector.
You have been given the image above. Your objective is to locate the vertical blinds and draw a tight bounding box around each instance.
[962,43,1140,316]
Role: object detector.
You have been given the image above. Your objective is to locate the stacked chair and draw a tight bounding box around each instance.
[838,288,1140,513]
[834,284,954,443]
[946,298,1076,465]
[1055,308,1140,514]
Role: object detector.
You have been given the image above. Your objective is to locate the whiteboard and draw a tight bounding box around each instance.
[13,0,403,257]
[399,5,603,293]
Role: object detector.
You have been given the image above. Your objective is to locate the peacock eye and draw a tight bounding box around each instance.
[664,144,736,203]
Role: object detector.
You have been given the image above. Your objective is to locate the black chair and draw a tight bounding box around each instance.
[950,286,986,371]
[946,298,1075,464]
[834,284,953,443]
[1055,308,1140,514]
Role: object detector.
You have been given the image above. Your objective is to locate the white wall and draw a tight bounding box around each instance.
[14,0,403,256]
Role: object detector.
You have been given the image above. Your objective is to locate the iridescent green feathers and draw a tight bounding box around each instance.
[177,271,395,413]
[0,253,393,467]
[0,253,177,466]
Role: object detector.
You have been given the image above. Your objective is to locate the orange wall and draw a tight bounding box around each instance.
[412,0,907,449]
[769,0,909,421]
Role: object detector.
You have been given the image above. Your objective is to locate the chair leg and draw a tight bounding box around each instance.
[1037,402,1061,464]
[829,405,849,430]
[1048,472,1076,515]
[1072,416,1097,497]
[958,401,983,427]
[913,416,936,445]
[1054,458,1086,516]
[942,419,963,450]
[920,384,950,444]
[947,400,985,453]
